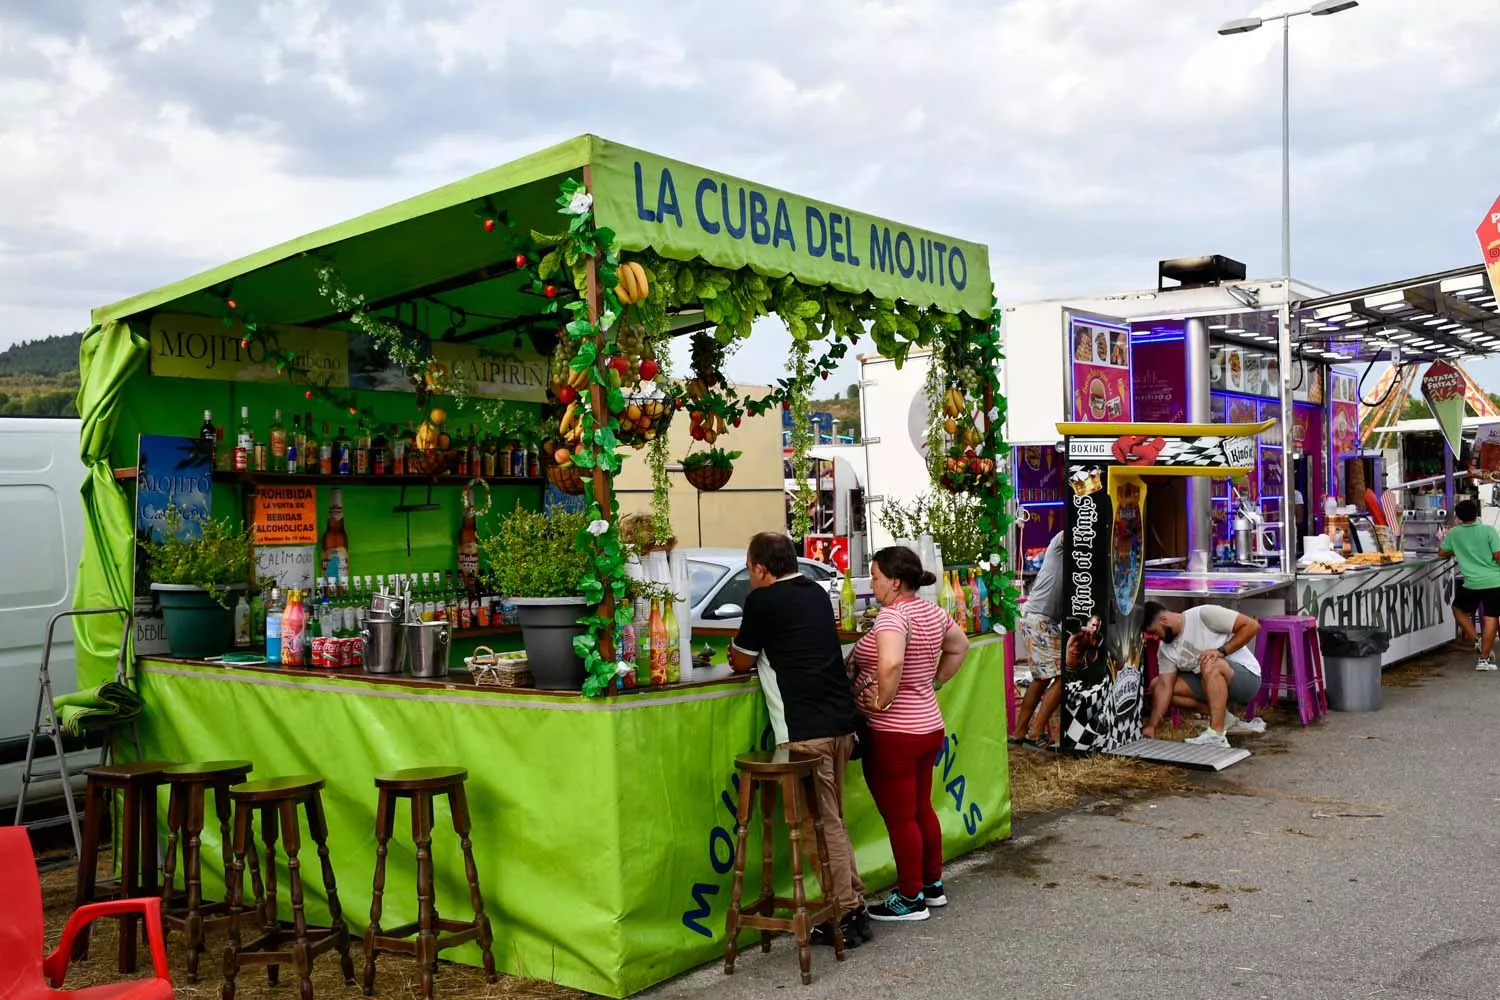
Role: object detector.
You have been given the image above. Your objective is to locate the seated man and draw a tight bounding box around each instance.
[1141,601,1265,748]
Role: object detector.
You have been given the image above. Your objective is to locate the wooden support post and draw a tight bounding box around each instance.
[582,165,616,663]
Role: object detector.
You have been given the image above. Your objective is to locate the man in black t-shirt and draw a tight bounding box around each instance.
[729,532,868,945]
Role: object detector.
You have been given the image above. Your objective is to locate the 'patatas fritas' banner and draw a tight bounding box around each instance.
[148,313,547,403]
[1055,421,1269,753]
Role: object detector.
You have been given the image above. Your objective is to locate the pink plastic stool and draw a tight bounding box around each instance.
[1246,616,1327,725]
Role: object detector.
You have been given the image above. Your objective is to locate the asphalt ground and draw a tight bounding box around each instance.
[646,645,1499,1000]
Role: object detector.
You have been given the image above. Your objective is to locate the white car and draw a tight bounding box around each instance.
[683,548,869,632]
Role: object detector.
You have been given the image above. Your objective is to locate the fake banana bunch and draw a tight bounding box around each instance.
[614,261,651,305]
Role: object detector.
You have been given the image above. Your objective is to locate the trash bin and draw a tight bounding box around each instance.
[1318,626,1390,712]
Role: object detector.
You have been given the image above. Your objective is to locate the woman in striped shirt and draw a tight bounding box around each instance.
[851,546,971,921]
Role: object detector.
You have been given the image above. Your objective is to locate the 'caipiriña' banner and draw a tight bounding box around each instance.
[590,139,993,319]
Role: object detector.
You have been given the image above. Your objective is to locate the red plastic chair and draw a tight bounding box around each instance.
[0,825,174,999]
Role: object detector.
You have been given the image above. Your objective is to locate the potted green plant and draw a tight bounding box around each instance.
[680,448,741,492]
[145,507,252,660]
[481,504,593,689]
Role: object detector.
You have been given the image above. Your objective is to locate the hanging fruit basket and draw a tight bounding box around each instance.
[615,385,676,449]
[685,465,733,492]
[681,449,741,493]
[545,456,588,495]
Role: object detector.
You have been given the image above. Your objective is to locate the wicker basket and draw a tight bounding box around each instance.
[546,458,588,495]
[685,464,733,492]
[467,646,533,689]
[406,448,453,477]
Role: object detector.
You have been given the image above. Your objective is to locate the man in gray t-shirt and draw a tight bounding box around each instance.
[1013,532,1065,748]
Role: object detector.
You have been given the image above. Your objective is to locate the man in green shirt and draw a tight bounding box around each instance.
[1439,499,1500,671]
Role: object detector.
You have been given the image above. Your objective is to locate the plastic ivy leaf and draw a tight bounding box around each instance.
[606,387,625,413]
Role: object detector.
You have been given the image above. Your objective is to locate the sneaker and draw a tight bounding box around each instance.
[1477,658,1498,672]
[867,891,929,922]
[810,917,861,949]
[1185,727,1230,748]
[1227,714,1266,734]
[922,881,948,907]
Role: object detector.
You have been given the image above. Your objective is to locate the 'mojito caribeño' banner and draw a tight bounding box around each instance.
[589,139,993,318]
[151,314,547,403]
[150,313,349,386]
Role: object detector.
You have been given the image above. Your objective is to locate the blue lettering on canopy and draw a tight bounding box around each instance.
[933,241,948,287]
[695,178,720,235]
[772,197,795,251]
[948,247,968,290]
[657,168,683,228]
[749,191,771,245]
[722,185,747,239]
[829,212,846,264]
[842,213,861,266]
[915,237,927,283]
[869,225,894,274]
[895,232,916,279]
[634,161,657,223]
[806,206,828,258]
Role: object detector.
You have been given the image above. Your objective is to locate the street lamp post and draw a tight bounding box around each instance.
[1218,0,1358,577]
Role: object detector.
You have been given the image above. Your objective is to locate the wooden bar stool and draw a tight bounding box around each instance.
[362,766,497,1000]
[160,759,264,983]
[73,759,171,970]
[723,749,845,986]
[221,775,355,1000]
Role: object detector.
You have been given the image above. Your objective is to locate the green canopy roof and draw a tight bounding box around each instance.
[93,135,992,334]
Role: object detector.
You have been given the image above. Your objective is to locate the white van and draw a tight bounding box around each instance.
[0,417,89,808]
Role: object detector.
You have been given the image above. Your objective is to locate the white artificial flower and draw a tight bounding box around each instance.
[615,661,633,677]
[567,190,594,215]
[988,552,1001,567]
[588,519,610,536]
[600,308,618,330]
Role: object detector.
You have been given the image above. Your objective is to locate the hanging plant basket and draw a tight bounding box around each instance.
[544,455,589,495]
[685,464,734,492]
[615,386,676,448]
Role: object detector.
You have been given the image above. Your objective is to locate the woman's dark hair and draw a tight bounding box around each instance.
[747,532,798,577]
[873,546,937,591]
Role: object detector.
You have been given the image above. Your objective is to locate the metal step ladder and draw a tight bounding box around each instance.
[13,606,139,861]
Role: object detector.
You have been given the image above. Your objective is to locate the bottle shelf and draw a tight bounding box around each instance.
[113,468,544,488]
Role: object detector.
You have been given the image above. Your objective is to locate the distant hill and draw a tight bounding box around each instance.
[0,333,81,416]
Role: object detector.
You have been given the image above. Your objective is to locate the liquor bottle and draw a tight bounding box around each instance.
[282,588,304,666]
[455,426,470,478]
[839,566,857,632]
[976,573,991,632]
[233,593,251,649]
[649,599,669,686]
[372,426,390,476]
[319,422,333,475]
[235,406,253,472]
[969,572,983,633]
[391,424,406,476]
[420,573,436,622]
[500,439,515,479]
[467,425,482,477]
[355,421,371,475]
[939,570,954,617]
[636,600,653,686]
[457,504,480,591]
[321,488,349,581]
[477,588,492,628]
[199,410,217,464]
[527,446,541,478]
[265,588,284,662]
[270,409,287,472]
[664,599,681,684]
[510,440,525,478]
[483,437,498,478]
[341,577,359,633]
[216,426,230,471]
[287,414,302,475]
[306,595,324,667]
[249,587,266,646]
[952,570,969,631]
[620,620,638,663]
[459,584,473,630]
[335,426,352,475]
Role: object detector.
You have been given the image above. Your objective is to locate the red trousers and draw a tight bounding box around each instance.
[865,727,945,897]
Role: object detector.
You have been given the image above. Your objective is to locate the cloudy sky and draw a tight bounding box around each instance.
[3,0,1498,389]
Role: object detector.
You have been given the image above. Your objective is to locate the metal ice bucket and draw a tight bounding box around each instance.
[361,617,404,675]
[401,620,451,679]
